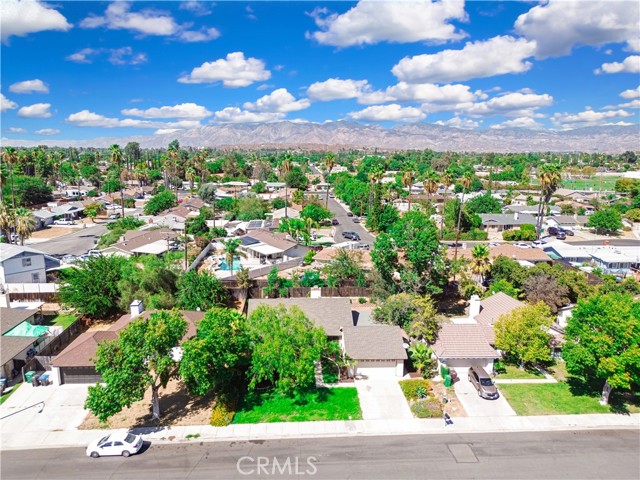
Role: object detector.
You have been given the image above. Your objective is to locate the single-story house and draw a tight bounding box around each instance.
[50,302,203,384]
[473,292,525,333]
[313,248,374,270]
[432,323,498,374]
[32,209,57,229]
[479,213,536,232]
[341,325,408,378]
[546,215,590,230]
[543,241,592,264]
[447,244,552,264]
[239,229,305,262]
[50,203,84,219]
[0,307,45,379]
[101,228,178,258]
[589,249,634,276]
[504,204,560,216]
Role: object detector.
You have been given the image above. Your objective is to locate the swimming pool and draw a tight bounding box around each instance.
[218,257,244,271]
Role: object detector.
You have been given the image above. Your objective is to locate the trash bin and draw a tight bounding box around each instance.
[24,371,36,383]
[31,375,39,387]
[444,374,452,387]
[38,374,50,386]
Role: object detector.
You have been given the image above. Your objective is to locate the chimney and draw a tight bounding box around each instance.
[130,299,144,318]
[469,294,481,319]
[514,212,519,220]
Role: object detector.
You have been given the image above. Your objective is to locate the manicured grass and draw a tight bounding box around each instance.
[0,383,22,406]
[233,387,362,424]
[499,382,640,415]
[562,176,620,191]
[548,361,569,382]
[43,314,77,329]
[497,364,544,380]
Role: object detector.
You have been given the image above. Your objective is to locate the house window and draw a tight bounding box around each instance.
[22,258,32,267]
[32,273,40,282]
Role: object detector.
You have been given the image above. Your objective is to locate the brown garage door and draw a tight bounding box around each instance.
[59,367,102,384]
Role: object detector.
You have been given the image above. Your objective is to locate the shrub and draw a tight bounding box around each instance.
[209,403,235,427]
[321,358,339,384]
[303,250,316,265]
[358,297,367,304]
[502,224,536,241]
[399,379,432,401]
[106,216,145,231]
[416,386,427,399]
[410,397,443,418]
[493,360,507,374]
[211,227,227,238]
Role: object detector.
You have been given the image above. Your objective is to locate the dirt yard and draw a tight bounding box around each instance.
[79,379,216,429]
[432,380,467,417]
[30,226,80,239]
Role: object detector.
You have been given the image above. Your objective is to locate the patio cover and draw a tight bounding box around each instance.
[249,244,283,256]
[4,321,49,337]
[131,240,170,255]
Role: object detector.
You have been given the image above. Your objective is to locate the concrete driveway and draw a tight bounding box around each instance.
[0,382,90,449]
[454,376,516,417]
[355,378,412,420]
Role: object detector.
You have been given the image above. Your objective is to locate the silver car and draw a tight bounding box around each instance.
[468,365,499,399]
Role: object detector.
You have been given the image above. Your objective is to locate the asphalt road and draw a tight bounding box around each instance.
[313,192,375,245]
[31,224,108,257]
[1,430,637,480]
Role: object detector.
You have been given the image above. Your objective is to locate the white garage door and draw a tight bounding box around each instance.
[443,358,494,373]
[356,360,398,378]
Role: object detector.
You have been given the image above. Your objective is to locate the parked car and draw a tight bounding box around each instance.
[352,216,360,223]
[105,204,117,210]
[108,213,121,220]
[514,242,531,248]
[54,219,75,225]
[468,365,499,400]
[342,231,361,241]
[61,254,77,264]
[547,226,559,236]
[87,249,102,257]
[86,432,143,458]
[532,240,544,248]
[331,219,339,226]
[556,231,567,240]
[355,243,370,250]
[309,245,324,252]
[346,211,354,217]
[559,228,574,236]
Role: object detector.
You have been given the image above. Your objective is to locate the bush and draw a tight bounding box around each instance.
[211,227,227,238]
[144,190,177,215]
[106,216,145,231]
[493,360,507,374]
[503,224,536,241]
[303,250,316,265]
[399,379,432,401]
[98,228,125,247]
[410,397,443,418]
[209,403,235,427]
[358,297,367,304]
[441,228,488,241]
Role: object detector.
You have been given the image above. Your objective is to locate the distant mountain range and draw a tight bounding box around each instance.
[4,122,639,153]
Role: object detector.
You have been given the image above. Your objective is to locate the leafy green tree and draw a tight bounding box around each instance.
[300,203,332,223]
[85,310,188,422]
[263,267,292,298]
[3,175,52,207]
[466,193,502,214]
[485,279,521,299]
[494,303,554,367]
[177,270,228,310]
[373,293,441,342]
[247,304,327,393]
[371,233,399,289]
[375,203,400,233]
[323,249,367,287]
[59,255,127,318]
[14,207,36,246]
[285,167,308,189]
[198,183,218,204]
[408,343,436,379]
[235,195,266,221]
[587,208,623,234]
[252,181,266,194]
[144,190,177,215]
[106,216,145,231]
[563,293,640,405]
[180,307,250,396]
[117,256,178,311]
[186,215,209,235]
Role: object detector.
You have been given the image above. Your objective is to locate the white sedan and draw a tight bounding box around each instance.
[86,432,143,458]
[54,219,75,226]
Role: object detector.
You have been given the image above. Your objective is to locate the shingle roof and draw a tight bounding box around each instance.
[480,213,536,226]
[433,324,498,359]
[244,230,297,252]
[107,228,178,254]
[0,308,38,335]
[446,244,551,263]
[0,244,46,262]
[247,297,352,337]
[1,336,39,366]
[342,325,407,361]
[475,292,524,326]
[549,215,590,226]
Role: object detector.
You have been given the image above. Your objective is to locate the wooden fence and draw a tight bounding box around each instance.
[227,283,371,300]
[9,292,58,302]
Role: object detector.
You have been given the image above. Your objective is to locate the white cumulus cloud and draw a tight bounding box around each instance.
[17,103,52,118]
[179,1,213,16]
[490,117,543,129]
[307,78,371,101]
[66,109,201,129]
[594,56,640,74]
[243,88,310,113]
[1,93,18,112]
[552,108,633,129]
[179,52,271,87]
[80,2,178,36]
[515,0,640,59]
[121,103,212,119]
[7,127,27,134]
[212,107,284,124]
[348,104,426,122]
[1,0,72,44]
[35,128,60,135]
[466,92,553,117]
[9,79,49,94]
[434,116,480,129]
[66,47,147,65]
[308,0,467,47]
[177,27,220,43]
[620,86,640,99]
[359,82,477,106]
[392,36,536,84]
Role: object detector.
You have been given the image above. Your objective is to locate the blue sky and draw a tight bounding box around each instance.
[1,0,639,141]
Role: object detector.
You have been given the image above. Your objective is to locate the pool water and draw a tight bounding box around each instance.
[218,258,244,271]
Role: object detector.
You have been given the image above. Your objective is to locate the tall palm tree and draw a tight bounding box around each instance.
[222,238,246,276]
[470,244,491,285]
[109,144,125,218]
[280,155,293,219]
[0,204,15,242]
[535,164,562,240]
[401,168,415,213]
[14,208,36,246]
[423,170,440,200]
[2,147,19,208]
[454,172,474,263]
[367,167,385,211]
[322,152,336,209]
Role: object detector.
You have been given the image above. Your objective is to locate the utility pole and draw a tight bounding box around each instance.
[184,225,188,271]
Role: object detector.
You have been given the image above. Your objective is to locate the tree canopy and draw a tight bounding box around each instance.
[144,190,177,215]
[587,208,623,234]
[177,270,228,310]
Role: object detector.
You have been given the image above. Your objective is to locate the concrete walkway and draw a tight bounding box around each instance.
[354,378,413,420]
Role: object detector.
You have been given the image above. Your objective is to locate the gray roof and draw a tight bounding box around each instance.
[0,244,46,262]
[548,215,590,226]
[0,307,38,335]
[32,209,57,220]
[247,297,352,337]
[433,324,498,359]
[480,213,536,226]
[504,204,560,214]
[1,336,38,366]
[342,325,407,361]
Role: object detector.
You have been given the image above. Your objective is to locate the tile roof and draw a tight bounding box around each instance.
[244,229,297,252]
[0,307,38,335]
[247,297,352,337]
[312,248,373,269]
[107,228,178,254]
[475,292,524,326]
[342,325,408,360]
[446,244,551,263]
[433,324,498,359]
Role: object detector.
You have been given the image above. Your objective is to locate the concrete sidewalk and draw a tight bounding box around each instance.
[2,413,638,451]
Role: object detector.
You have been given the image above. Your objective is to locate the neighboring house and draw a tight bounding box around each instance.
[473,292,525,334]
[1,307,44,378]
[546,215,590,230]
[50,302,203,385]
[432,324,499,374]
[479,213,536,232]
[101,228,178,258]
[543,241,592,264]
[239,229,305,262]
[589,249,634,276]
[0,244,60,284]
[341,325,408,378]
[142,213,187,231]
[271,207,300,220]
[504,204,560,216]
[50,203,84,220]
[447,244,552,264]
[313,248,374,270]
[32,209,57,229]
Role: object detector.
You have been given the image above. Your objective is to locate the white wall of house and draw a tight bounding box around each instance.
[355,360,405,377]
[438,358,495,374]
[0,253,46,283]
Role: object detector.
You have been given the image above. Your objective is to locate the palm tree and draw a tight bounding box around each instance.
[408,343,434,378]
[236,267,252,300]
[470,244,491,285]
[535,163,562,240]
[0,204,15,242]
[401,168,415,213]
[222,238,246,276]
[322,152,336,209]
[454,172,474,263]
[280,155,293,219]
[2,147,19,208]
[109,144,125,218]
[14,208,36,246]
[367,166,385,210]
[423,170,440,200]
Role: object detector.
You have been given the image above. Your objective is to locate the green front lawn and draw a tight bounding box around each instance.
[43,314,77,329]
[0,382,22,406]
[497,364,545,380]
[233,387,362,424]
[499,382,640,415]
